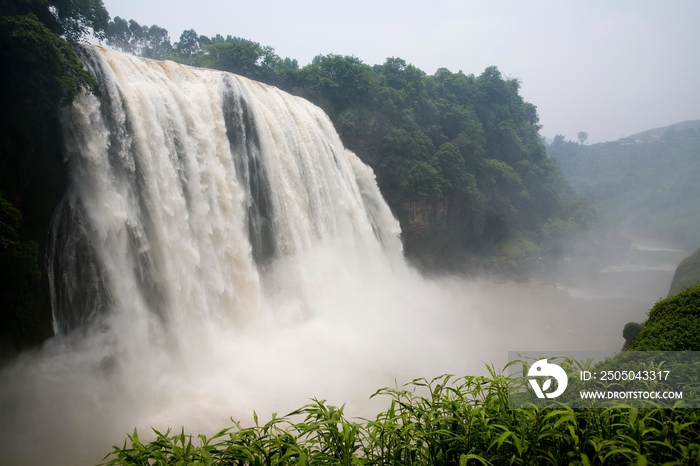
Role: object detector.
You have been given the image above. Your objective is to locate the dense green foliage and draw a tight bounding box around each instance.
[105,21,593,272]
[0,192,44,353]
[668,248,700,297]
[102,373,700,465]
[547,122,700,249]
[628,284,700,351]
[0,0,107,353]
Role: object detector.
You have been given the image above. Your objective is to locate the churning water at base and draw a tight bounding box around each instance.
[0,47,655,466]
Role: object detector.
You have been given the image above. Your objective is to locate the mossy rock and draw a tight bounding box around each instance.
[629,284,700,350]
[668,247,700,297]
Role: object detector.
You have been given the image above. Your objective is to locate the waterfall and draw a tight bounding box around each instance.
[48,45,402,336]
[0,45,602,466]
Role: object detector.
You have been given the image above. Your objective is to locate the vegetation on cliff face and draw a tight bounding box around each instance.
[547,121,700,249]
[621,246,700,351]
[105,20,594,272]
[0,0,107,353]
[627,284,700,351]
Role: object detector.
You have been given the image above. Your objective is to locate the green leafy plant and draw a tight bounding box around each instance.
[102,369,700,466]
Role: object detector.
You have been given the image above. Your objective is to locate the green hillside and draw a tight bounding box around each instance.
[548,122,700,248]
[628,283,700,351]
[625,120,700,141]
[620,246,700,350]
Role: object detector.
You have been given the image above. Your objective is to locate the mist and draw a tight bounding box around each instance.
[2,235,679,465]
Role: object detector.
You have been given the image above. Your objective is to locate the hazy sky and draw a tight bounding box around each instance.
[101,0,699,143]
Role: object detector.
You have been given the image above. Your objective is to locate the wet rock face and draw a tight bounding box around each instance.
[398,198,449,237]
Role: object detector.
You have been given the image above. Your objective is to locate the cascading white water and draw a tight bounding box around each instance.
[48,45,402,338]
[0,46,619,466]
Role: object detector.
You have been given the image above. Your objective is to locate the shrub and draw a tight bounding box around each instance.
[629,284,700,351]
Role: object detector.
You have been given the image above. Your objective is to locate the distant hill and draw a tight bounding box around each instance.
[547,121,700,248]
[668,248,700,297]
[623,120,700,143]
